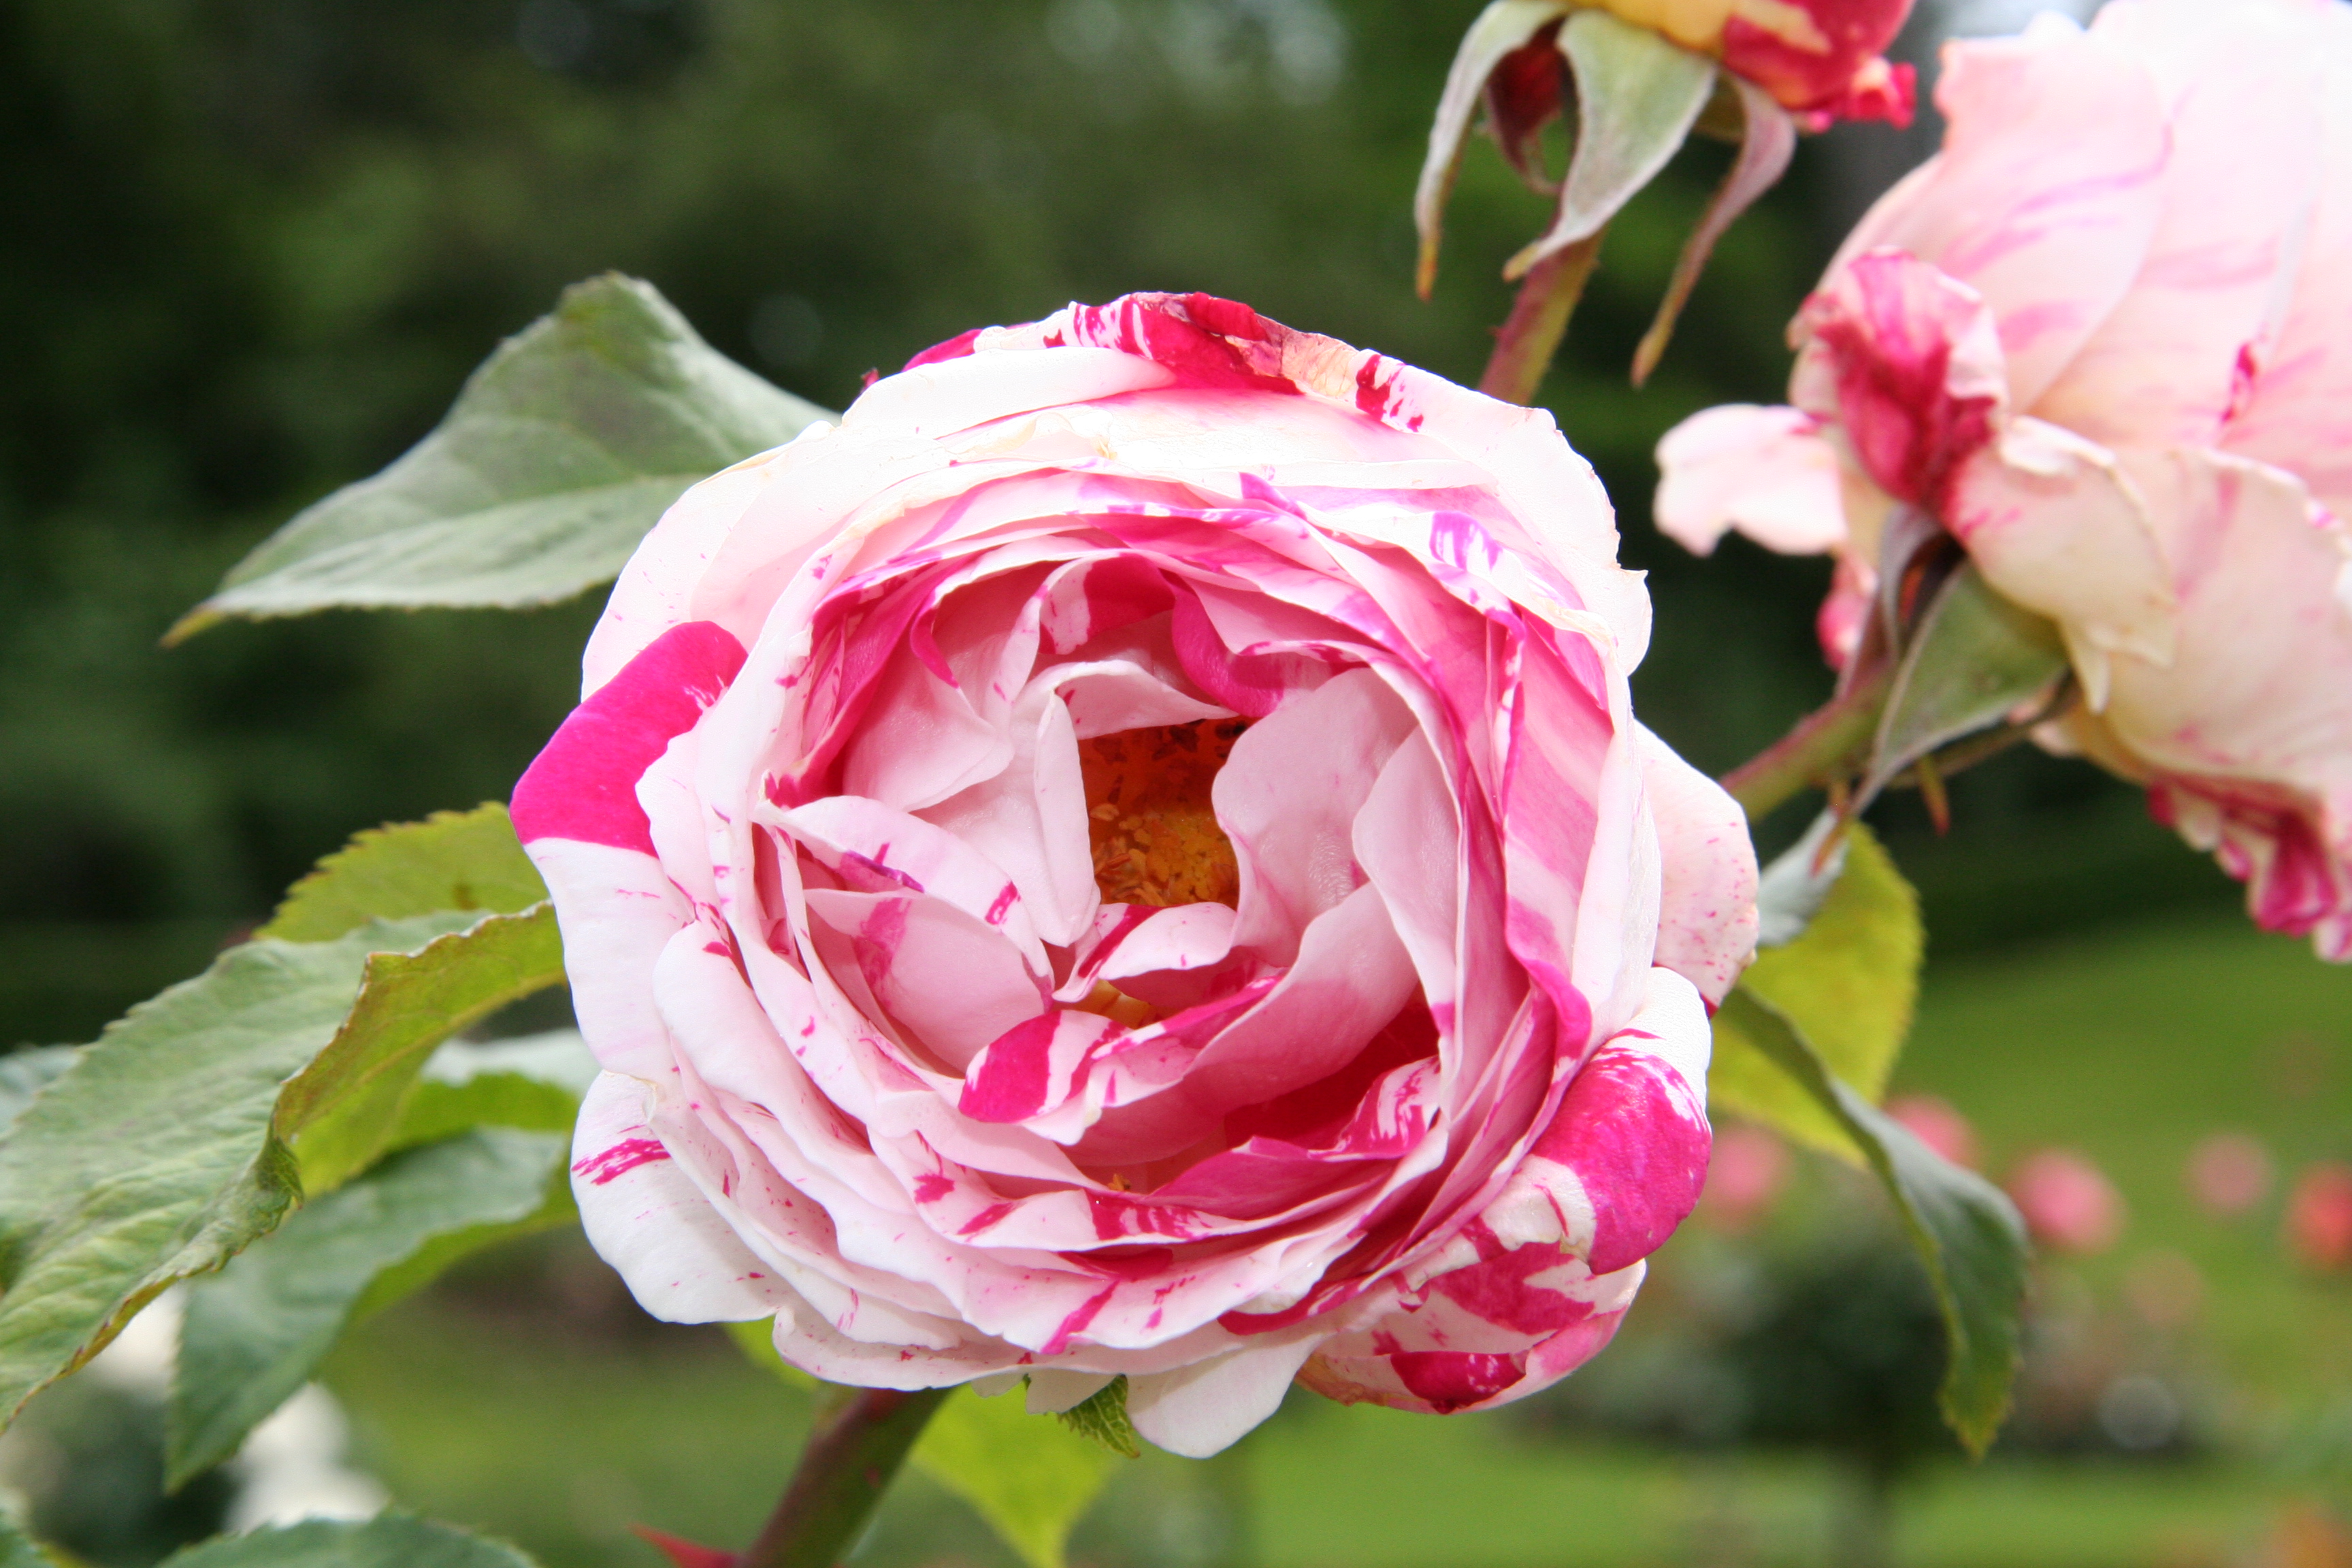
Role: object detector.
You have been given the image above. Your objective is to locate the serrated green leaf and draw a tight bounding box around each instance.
[1505,10,1715,279]
[384,1031,595,1154]
[1054,1375,1142,1460]
[913,1386,1122,1568]
[1716,988,2027,1454]
[1710,821,1921,1159]
[261,805,546,943]
[1863,561,2069,802]
[0,1046,80,1133]
[725,1317,818,1390]
[157,1514,540,1568]
[168,274,832,640]
[0,912,476,1431]
[274,906,565,1194]
[168,1126,569,1485]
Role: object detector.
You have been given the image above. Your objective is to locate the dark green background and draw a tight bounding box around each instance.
[0,0,2227,1049]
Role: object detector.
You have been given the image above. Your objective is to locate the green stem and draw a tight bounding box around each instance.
[738,1386,949,1568]
[1477,231,1605,406]
[1719,664,1893,822]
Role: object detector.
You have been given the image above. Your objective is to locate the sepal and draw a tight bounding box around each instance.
[1415,0,1576,298]
[1503,11,1717,282]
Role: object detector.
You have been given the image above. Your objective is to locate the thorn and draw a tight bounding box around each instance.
[1812,779,1856,873]
[631,1525,740,1568]
[1809,807,1856,876]
[1916,753,1952,834]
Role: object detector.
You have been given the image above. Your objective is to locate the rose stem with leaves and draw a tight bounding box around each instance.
[737,1386,950,1568]
[1477,232,1606,406]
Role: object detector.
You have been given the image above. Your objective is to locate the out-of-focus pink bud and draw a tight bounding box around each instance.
[1886,1093,1979,1169]
[2008,1149,2126,1256]
[1700,1123,1790,1230]
[2186,1132,2274,1218]
[2287,1162,2352,1272]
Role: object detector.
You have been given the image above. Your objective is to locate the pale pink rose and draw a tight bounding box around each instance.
[2286,1161,2352,1271]
[1885,1093,1979,1171]
[513,293,1759,1455]
[2185,1132,2273,1218]
[1655,0,2352,960]
[2006,1149,2126,1256]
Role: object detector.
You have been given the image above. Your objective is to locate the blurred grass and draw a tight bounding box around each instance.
[322,1301,2303,1568]
[309,906,2351,1568]
[1896,910,2352,1401]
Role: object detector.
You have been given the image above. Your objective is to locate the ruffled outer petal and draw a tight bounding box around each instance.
[2081,450,2352,958]
[1790,249,2008,514]
[2220,1,2352,523]
[1652,404,1848,557]
[1639,729,1759,1005]
[1295,966,1710,1414]
[520,292,1757,1455]
[2028,1,2325,451]
[571,1072,794,1322]
[1944,417,2178,699]
[1827,14,2168,411]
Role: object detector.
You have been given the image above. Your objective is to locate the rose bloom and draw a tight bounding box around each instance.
[513,293,1759,1456]
[1656,0,2352,959]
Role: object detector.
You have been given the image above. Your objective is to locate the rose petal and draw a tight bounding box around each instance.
[1653,404,1848,557]
[570,1072,791,1322]
[1829,16,2168,410]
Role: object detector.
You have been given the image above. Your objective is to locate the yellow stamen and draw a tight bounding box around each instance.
[1076,719,1247,909]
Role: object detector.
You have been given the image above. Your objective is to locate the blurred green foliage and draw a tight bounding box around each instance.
[0,0,2234,1048]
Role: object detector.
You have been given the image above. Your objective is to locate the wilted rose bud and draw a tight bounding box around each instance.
[1416,0,1914,381]
[1582,0,1916,122]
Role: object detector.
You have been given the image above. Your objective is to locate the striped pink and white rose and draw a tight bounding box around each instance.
[1657,0,2352,960]
[515,293,1758,1456]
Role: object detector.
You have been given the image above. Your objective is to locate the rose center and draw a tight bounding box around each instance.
[1077,718,1247,909]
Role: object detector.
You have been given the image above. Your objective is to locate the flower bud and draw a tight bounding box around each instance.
[1585,0,1916,122]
